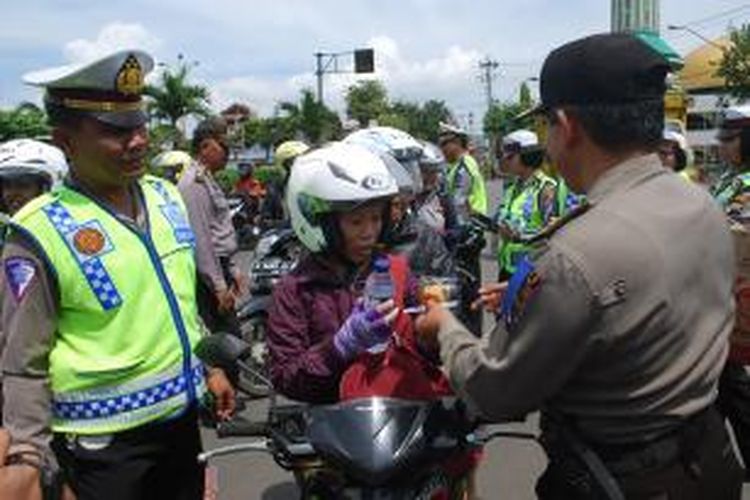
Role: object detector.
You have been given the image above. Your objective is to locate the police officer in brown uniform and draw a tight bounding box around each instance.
[417,33,743,499]
[178,117,244,335]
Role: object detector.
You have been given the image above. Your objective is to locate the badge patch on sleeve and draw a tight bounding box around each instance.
[4,257,37,302]
[500,256,542,327]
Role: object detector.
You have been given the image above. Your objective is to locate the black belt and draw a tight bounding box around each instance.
[587,407,714,476]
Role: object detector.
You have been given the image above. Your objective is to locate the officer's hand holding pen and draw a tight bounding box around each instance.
[472,282,509,312]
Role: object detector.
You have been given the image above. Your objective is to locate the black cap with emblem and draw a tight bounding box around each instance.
[23,50,154,128]
[533,33,670,114]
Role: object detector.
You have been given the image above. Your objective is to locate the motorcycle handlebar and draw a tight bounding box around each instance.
[217,418,269,439]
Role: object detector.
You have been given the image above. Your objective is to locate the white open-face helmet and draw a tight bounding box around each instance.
[0,139,68,189]
[286,142,398,253]
[343,126,424,194]
[418,141,446,172]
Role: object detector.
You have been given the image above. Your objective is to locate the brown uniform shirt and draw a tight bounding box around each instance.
[438,154,734,444]
[178,161,239,292]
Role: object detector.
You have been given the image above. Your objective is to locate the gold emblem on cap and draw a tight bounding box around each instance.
[116,54,143,95]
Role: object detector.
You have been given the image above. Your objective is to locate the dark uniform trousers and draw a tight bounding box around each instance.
[718,361,750,478]
[51,406,204,500]
[536,407,743,500]
[196,256,241,336]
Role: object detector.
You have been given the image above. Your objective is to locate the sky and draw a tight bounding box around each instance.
[1,0,748,133]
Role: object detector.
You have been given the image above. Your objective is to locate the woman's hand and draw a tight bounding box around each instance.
[333,300,399,359]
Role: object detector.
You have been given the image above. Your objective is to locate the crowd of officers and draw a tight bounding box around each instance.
[0,29,749,500]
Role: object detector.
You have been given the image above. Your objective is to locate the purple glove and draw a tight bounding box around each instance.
[333,301,395,359]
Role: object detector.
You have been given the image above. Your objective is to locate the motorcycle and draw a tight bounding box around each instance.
[195,334,539,499]
[235,227,300,398]
[228,194,262,250]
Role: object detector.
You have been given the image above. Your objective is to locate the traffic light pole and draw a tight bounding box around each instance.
[314,49,375,105]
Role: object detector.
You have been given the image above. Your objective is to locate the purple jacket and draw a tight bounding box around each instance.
[268,253,419,404]
[267,254,357,403]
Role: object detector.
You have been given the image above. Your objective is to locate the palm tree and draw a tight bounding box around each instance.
[144,60,210,129]
[279,89,341,145]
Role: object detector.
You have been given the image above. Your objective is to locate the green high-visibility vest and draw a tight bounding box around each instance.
[446,153,488,215]
[12,176,206,435]
[712,171,750,210]
[496,170,556,275]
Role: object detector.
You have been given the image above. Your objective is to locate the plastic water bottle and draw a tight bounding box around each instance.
[364,257,393,353]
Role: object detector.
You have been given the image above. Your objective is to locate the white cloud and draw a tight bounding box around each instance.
[210,35,486,123]
[62,22,162,65]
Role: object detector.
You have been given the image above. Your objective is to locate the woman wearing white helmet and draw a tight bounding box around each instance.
[268,143,401,402]
[268,143,455,408]
[0,139,67,215]
[659,129,696,183]
[416,140,454,233]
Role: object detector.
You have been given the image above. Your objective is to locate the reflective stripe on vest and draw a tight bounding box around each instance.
[53,359,206,431]
[42,201,123,310]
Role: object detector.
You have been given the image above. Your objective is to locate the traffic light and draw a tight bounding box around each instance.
[354,49,375,73]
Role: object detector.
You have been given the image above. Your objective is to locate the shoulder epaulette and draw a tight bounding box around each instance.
[523,202,591,244]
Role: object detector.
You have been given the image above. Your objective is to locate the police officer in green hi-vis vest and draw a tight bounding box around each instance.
[494,129,557,281]
[438,124,487,337]
[0,50,235,500]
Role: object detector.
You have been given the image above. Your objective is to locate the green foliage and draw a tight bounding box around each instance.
[144,60,210,127]
[244,89,341,158]
[383,100,453,142]
[0,102,50,142]
[483,83,536,142]
[213,168,240,194]
[146,124,185,165]
[716,25,750,101]
[346,80,389,127]
[279,89,341,145]
[519,82,533,109]
[253,164,286,184]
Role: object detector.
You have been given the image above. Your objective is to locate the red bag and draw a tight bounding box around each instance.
[340,255,452,401]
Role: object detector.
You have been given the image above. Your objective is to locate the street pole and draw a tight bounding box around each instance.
[315,52,324,104]
[479,58,500,112]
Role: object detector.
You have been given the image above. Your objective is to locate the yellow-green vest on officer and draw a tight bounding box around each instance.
[496,170,557,275]
[446,153,488,215]
[11,176,206,435]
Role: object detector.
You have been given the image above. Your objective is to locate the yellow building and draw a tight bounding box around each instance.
[678,37,731,168]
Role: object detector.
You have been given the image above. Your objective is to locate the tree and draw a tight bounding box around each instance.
[0,102,49,142]
[378,99,453,142]
[418,100,453,141]
[519,82,533,110]
[346,80,388,127]
[279,89,341,145]
[716,25,750,101]
[244,117,287,159]
[483,101,531,139]
[144,59,210,129]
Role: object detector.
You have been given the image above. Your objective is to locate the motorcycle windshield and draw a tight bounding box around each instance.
[306,397,436,485]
